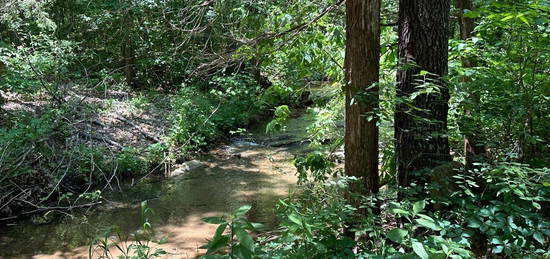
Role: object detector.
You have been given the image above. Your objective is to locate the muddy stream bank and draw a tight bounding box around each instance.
[0,111,315,259]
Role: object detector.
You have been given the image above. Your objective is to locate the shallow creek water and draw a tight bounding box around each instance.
[0,111,314,259]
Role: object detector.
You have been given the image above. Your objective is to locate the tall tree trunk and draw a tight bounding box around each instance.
[121,42,137,89]
[344,0,380,202]
[457,0,486,170]
[395,0,451,188]
[121,8,137,89]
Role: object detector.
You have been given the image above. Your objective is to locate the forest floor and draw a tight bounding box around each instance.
[2,86,170,150]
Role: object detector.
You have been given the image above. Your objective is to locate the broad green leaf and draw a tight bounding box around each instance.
[413,200,426,214]
[412,241,429,259]
[416,218,441,231]
[214,223,228,239]
[387,228,408,243]
[467,218,482,228]
[205,235,230,254]
[235,229,254,252]
[533,232,545,245]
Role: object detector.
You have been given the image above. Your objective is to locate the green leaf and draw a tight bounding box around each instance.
[288,213,302,225]
[152,249,167,256]
[389,208,410,216]
[500,14,515,22]
[234,205,252,217]
[205,235,230,254]
[467,218,482,228]
[533,232,545,245]
[248,222,265,230]
[387,228,409,243]
[233,244,253,259]
[202,217,225,224]
[413,200,426,214]
[235,229,254,252]
[463,9,480,18]
[517,14,530,25]
[214,223,228,239]
[415,218,441,231]
[412,241,429,259]
[156,236,168,244]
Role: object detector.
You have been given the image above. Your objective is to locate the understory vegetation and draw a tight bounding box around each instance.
[1,0,549,258]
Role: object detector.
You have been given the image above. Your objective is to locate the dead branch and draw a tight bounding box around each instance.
[115,116,162,143]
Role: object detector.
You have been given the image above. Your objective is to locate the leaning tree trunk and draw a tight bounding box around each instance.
[344,0,380,202]
[395,0,451,188]
[457,0,486,170]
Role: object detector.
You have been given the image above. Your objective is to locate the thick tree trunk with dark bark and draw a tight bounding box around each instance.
[395,0,451,188]
[344,0,380,199]
[121,42,137,89]
[457,0,487,170]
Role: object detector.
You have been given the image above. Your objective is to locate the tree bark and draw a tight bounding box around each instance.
[395,0,451,188]
[457,0,486,169]
[121,8,138,89]
[344,0,380,201]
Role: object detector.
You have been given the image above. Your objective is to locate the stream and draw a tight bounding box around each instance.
[0,111,314,259]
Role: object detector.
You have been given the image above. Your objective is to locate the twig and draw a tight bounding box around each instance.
[20,202,103,215]
[80,132,123,149]
[115,116,162,143]
[43,154,70,201]
[0,216,17,221]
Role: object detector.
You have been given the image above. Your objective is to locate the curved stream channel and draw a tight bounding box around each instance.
[0,111,314,259]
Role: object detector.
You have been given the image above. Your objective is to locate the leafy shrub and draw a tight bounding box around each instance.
[169,87,219,152]
[265,105,290,135]
[201,205,265,259]
[117,147,148,176]
[144,143,168,167]
[0,109,61,182]
[294,151,335,184]
[209,74,263,130]
[0,35,75,99]
[261,84,296,106]
[169,74,264,154]
[446,163,550,257]
[71,144,110,180]
[203,161,549,258]
[89,201,167,259]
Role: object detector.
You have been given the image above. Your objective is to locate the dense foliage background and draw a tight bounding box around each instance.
[0,0,548,258]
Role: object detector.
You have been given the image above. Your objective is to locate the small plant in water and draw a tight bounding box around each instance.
[89,201,167,259]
